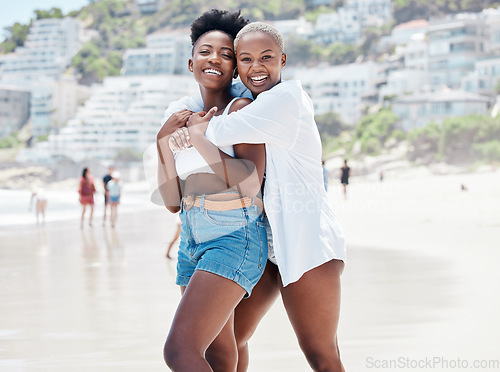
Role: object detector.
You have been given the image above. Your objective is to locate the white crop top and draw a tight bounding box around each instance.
[174,97,238,180]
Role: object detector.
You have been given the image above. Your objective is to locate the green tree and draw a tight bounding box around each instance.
[361,26,382,56]
[315,111,345,137]
[327,42,359,65]
[34,8,64,19]
[1,22,30,53]
[407,121,441,162]
[353,109,399,154]
[473,141,500,162]
[0,136,16,149]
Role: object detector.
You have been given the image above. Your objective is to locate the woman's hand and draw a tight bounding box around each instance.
[157,109,193,141]
[186,107,217,138]
[169,127,191,152]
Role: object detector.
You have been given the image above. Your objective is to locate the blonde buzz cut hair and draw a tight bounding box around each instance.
[234,22,285,53]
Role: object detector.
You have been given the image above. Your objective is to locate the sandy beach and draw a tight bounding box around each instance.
[0,169,499,371]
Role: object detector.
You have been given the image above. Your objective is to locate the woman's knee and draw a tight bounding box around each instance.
[301,347,343,372]
[163,338,178,367]
[206,352,237,371]
[205,342,238,371]
[164,336,189,368]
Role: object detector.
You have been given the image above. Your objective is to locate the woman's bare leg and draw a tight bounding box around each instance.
[110,204,117,227]
[80,204,86,228]
[164,270,246,372]
[89,205,94,226]
[232,262,280,371]
[280,259,345,372]
[204,312,238,372]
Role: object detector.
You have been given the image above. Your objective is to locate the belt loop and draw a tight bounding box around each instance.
[251,197,255,206]
[200,194,205,212]
[180,197,184,213]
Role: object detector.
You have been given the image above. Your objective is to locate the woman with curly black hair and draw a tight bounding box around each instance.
[156,9,268,371]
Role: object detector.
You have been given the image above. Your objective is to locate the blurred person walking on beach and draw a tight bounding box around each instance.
[102,165,115,226]
[30,186,47,225]
[169,22,346,372]
[340,159,350,199]
[106,171,121,228]
[78,167,96,228]
[322,160,329,191]
[156,10,267,371]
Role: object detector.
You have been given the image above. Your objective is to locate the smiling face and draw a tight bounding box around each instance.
[189,31,236,91]
[236,31,286,97]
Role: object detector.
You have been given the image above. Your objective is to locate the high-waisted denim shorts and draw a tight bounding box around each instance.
[176,195,268,297]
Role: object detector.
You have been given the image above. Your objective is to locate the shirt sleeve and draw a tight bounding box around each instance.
[208,88,301,148]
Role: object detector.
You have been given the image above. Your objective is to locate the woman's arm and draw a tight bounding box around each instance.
[157,134,182,213]
[191,85,302,148]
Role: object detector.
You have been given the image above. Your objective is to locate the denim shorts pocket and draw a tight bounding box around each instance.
[203,208,248,227]
[256,221,268,271]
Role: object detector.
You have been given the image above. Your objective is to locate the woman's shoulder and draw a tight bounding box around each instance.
[228,97,253,114]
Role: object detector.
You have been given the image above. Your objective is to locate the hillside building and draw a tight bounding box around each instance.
[427,13,489,88]
[284,62,378,125]
[0,85,30,138]
[18,75,198,163]
[392,88,491,130]
[135,0,166,14]
[122,29,191,76]
[461,57,500,96]
[310,10,362,45]
[0,18,83,84]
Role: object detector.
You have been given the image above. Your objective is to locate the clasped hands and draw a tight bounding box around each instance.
[167,107,217,153]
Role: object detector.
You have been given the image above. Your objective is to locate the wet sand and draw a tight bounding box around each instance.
[0,170,499,371]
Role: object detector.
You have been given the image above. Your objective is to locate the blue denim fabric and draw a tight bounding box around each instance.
[176,195,268,297]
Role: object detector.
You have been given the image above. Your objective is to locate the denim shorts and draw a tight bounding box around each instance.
[176,195,268,297]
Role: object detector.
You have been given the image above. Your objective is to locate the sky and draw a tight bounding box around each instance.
[0,0,89,41]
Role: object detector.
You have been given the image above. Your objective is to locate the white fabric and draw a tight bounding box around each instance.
[174,97,238,180]
[207,80,346,286]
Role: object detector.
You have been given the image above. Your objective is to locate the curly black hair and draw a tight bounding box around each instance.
[190,9,249,46]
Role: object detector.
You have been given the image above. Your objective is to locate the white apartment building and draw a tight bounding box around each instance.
[461,57,500,95]
[305,0,334,8]
[30,76,91,138]
[122,29,191,76]
[0,85,30,138]
[284,62,377,125]
[273,17,314,41]
[483,7,500,53]
[311,10,362,45]
[344,0,392,27]
[0,18,83,84]
[401,34,428,72]
[379,69,428,101]
[136,0,166,14]
[18,75,198,162]
[427,13,489,88]
[390,19,428,45]
[392,88,491,130]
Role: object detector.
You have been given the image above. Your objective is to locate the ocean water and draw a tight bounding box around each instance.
[0,187,156,229]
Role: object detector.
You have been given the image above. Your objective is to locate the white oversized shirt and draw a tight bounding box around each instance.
[207,80,346,286]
